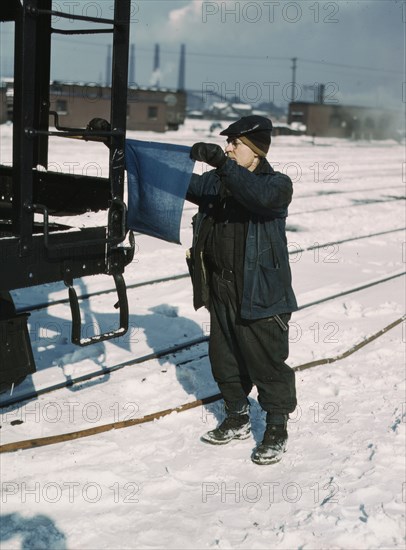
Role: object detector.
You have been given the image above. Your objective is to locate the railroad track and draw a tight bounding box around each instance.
[289,185,406,201]
[4,268,405,408]
[180,185,406,212]
[16,226,405,315]
[2,218,405,445]
[1,314,403,454]
[291,195,405,216]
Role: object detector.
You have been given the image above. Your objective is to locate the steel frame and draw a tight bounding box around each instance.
[0,0,134,387]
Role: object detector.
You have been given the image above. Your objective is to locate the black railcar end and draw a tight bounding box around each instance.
[0,0,134,391]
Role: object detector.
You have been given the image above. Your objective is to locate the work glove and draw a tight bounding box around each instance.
[86,117,111,132]
[190,142,227,169]
[86,118,111,147]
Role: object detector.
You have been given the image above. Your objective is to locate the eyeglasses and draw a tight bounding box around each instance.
[225,138,243,149]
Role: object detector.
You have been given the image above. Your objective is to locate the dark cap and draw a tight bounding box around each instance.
[220,115,273,137]
[220,115,273,156]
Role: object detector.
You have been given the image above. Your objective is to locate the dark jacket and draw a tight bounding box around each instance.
[186,157,298,319]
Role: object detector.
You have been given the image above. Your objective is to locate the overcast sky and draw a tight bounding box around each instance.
[0,0,404,109]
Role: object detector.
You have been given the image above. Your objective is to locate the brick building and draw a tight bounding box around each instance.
[2,81,187,132]
[288,102,399,140]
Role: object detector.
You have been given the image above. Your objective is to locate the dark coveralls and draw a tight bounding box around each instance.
[186,157,297,415]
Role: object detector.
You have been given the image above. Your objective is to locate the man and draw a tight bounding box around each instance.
[186,115,297,465]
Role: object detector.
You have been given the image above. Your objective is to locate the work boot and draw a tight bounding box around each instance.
[251,413,288,465]
[201,402,251,445]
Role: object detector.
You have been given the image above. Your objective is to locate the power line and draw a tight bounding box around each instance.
[1,28,402,76]
[118,47,404,76]
[299,57,402,75]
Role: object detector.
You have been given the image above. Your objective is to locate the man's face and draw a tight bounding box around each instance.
[225,138,259,172]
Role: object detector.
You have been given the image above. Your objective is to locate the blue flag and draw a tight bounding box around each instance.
[125,139,195,244]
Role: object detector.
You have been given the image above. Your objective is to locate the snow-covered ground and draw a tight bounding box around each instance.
[0,120,405,549]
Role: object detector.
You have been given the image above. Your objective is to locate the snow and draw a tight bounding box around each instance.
[0,119,405,549]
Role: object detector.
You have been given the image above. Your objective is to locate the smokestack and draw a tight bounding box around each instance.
[178,43,185,91]
[318,83,325,104]
[129,43,136,85]
[106,44,112,87]
[153,43,160,88]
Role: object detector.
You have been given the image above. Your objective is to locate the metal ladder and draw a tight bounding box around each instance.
[12,0,133,346]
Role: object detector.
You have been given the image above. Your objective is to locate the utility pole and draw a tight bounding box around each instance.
[178,44,185,91]
[106,44,112,87]
[153,44,160,88]
[291,57,297,102]
[288,57,297,124]
[129,44,135,85]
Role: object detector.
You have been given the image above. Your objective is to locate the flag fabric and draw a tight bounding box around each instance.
[125,139,195,244]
